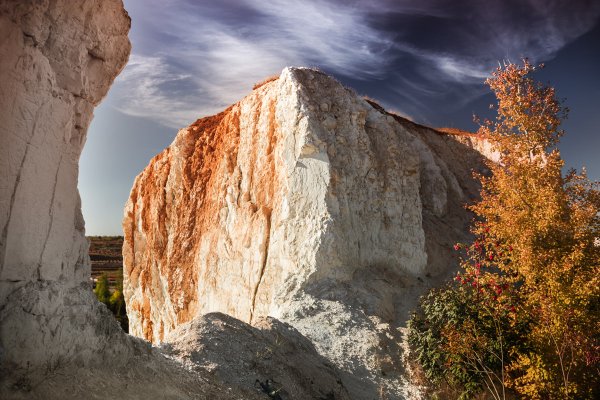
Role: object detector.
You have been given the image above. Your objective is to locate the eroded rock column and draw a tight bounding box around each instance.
[0,0,130,370]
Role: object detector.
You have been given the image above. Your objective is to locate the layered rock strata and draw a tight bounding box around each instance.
[124,67,496,398]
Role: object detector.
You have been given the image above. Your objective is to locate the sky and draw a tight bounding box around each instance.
[80,0,600,235]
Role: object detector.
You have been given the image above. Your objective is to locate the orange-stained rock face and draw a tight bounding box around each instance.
[123,69,497,400]
[124,80,290,342]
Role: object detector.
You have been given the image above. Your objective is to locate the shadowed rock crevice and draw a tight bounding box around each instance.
[250,207,273,324]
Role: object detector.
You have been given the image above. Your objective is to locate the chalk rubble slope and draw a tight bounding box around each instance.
[124,67,495,398]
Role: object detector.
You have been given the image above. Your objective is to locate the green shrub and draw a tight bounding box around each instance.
[94,272,129,332]
[94,273,110,304]
[408,282,529,399]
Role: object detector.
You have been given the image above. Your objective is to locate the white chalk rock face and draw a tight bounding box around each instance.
[1,4,368,400]
[0,5,264,399]
[124,68,494,398]
[0,0,130,370]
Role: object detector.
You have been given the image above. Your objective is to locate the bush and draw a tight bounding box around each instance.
[94,272,129,332]
[94,273,110,304]
[409,282,529,399]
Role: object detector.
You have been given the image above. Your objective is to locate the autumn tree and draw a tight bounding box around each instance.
[409,60,600,399]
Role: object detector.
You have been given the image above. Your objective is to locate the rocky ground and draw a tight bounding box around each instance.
[163,313,352,400]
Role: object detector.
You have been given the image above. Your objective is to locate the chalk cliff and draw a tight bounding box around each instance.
[0,0,131,370]
[1,2,280,399]
[124,67,495,398]
[0,1,496,396]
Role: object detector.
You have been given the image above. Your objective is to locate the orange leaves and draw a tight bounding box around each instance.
[478,59,566,160]
[410,59,599,399]
[470,60,600,398]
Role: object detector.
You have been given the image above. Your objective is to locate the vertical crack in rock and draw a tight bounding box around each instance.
[37,154,63,278]
[0,103,42,268]
[1,143,30,268]
[249,207,272,324]
[249,98,277,324]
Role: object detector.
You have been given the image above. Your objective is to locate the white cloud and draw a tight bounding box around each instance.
[433,56,489,82]
[112,0,600,128]
[113,0,397,127]
[113,55,203,128]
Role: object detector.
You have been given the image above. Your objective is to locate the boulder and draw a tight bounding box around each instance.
[124,67,496,398]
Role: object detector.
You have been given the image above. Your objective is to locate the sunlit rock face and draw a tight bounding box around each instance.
[125,68,422,342]
[124,67,495,397]
[1,4,379,399]
[0,0,130,370]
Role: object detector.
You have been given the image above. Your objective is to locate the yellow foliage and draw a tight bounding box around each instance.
[471,60,600,398]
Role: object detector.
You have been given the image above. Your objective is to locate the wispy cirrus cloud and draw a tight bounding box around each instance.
[114,55,201,126]
[114,0,397,128]
[113,0,600,128]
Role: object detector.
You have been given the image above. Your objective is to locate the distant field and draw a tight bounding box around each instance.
[88,236,123,289]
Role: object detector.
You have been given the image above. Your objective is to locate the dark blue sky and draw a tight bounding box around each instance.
[80,0,600,235]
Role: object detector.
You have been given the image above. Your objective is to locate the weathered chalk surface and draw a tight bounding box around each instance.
[0,2,275,399]
[0,0,131,371]
[124,67,496,398]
